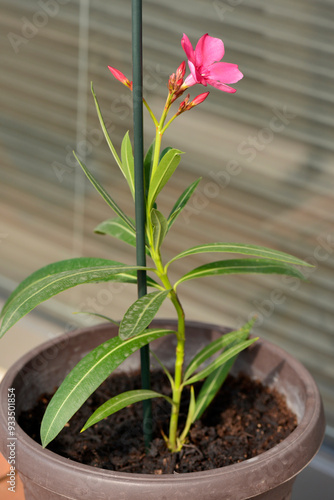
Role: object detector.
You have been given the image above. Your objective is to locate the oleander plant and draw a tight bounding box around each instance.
[0,33,310,453]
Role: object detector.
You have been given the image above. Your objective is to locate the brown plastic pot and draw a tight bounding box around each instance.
[0,320,325,500]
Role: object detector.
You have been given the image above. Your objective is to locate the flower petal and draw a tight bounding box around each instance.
[183,72,198,88]
[181,33,195,63]
[208,62,243,84]
[206,78,237,93]
[195,34,225,67]
[188,59,207,86]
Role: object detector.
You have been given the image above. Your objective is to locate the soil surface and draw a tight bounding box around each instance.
[18,371,297,474]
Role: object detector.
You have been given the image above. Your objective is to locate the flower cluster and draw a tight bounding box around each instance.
[109,33,243,122]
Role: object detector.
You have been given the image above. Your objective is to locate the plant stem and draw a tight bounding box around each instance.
[151,252,185,452]
[150,94,173,180]
[145,91,187,452]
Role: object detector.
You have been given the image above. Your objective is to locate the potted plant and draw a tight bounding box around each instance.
[0,24,325,500]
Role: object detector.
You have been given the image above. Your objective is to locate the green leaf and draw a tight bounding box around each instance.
[144,140,155,198]
[151,209,168,252]
[73,152,135,232]
[81,389,172,432]
[150,350,174,390]
[0,258,151,338]
[160,146,172,160]
[147,148,183,209]
[91,83,123,172]
[95,217,152,257]
[183,319,255,382]
[167,242,312,268]
[119,290,170,340]
[121,131,135,198]
[95,217,136,246]
[187,319,256,422]
[179,386,196,444]
[183,337,258,386]
[167,178,201,230]
[175,258,307,288]
[192,355,236,423]
[40,327,175,447]
[73,311,120,326]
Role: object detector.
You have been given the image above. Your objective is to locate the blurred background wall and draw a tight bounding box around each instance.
[1,0,333,442]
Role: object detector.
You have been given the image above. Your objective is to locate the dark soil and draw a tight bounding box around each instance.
[18,371,297,474]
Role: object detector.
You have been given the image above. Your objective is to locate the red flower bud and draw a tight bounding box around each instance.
[168,61,187,101]
[108,66,133,90]
[190,92,210,107]
[176,92,209,115]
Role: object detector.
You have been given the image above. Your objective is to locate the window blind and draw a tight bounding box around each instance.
[1,0,333,435]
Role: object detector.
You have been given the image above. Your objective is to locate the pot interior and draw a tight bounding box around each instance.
[12,321,306,423]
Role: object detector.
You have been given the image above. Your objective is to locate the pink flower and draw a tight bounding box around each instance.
[181,33,243,93]
[108,66,133,90]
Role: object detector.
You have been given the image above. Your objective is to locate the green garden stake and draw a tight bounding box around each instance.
[132,0,153,450]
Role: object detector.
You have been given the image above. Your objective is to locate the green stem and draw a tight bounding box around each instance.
[161,112,179,135]
[145,90,187,452]
[150,94,173,180]
[151,251,185,453]
[143,98,158,128]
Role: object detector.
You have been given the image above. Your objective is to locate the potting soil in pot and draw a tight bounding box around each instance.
[18,371,297,474]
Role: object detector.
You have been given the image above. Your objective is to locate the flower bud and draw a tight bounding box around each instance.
[108,66,133,90]
[176,92,209,115]
[190,92,210,107]
[168,61,186,101]
[176,94,190,115]
[175,61,186,86]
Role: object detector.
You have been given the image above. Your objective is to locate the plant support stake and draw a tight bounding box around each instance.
[132,0,152,449]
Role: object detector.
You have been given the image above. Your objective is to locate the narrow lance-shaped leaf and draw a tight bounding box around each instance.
[73,311,120,326]
[192,355,236,423]
[95,216,137,246]
[167,177,201,231]
[151,208,168,253]
[40,328,175,447]
[189,319,256,422]
[179,386,196,444]
[147,148,183,210]
[91,83,123,173]
[81,389,173,432]
[95,217,152,257]
[183,319,255,381]
[167,242,312,269]
[183,337,258,386]
[175,258,307,288]
[119,290,170,340]
[73,152,135,232]
[121,131,135,198]
[143,140,155,199]
[0,258,152,338]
